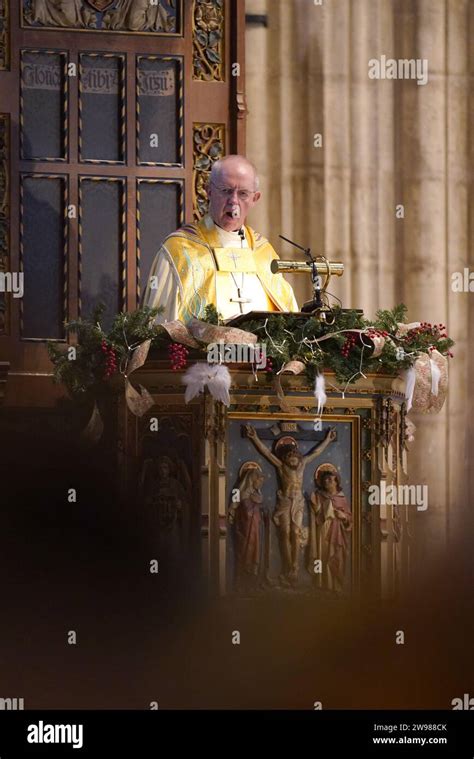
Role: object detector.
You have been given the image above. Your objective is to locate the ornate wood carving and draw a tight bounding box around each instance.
[204,395,226,442]
[192,0,224,81]
[0,361,9,404]
[192,122,224,220]
[0,114,9,334]
[22,0,180,34]
[0,0,9,70]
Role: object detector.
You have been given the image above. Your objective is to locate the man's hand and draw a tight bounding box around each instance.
[335,509,348,522]
[244,424,257,440]
[326,426,337,443]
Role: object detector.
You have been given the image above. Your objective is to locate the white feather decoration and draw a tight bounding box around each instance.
[429,357,441,397]
[314,373,327,415]
[182,363,208,403]
[182,363,231,406]
[207,364,231,406]
[404,366,416,412]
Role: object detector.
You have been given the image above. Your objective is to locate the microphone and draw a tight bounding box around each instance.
[238,228,245,246]
[270,260,344,275]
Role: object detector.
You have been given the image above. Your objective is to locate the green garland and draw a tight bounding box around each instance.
[48,302,454,397]
[231,304,454,385]
[47,303,166,398]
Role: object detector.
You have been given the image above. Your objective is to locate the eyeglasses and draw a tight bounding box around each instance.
[210,182,256,202]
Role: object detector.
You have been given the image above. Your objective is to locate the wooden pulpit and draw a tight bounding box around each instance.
[117,355,410,600]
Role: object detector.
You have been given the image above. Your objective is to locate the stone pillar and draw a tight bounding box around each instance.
[245,0,474,579]
[445,0,473,551]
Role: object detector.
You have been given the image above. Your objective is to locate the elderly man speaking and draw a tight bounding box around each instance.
[142,155,298,323]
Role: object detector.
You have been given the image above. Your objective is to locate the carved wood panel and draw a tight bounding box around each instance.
[0,0,245,405]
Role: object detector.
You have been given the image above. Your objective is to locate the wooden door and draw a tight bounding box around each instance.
[0,0,246,406]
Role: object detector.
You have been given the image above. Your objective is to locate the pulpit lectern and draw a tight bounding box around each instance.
[117,342,410,601]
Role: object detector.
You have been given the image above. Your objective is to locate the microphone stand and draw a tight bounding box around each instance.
[279,234,323,313]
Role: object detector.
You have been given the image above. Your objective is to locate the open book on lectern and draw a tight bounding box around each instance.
[225,309,363,328]
[224,311,309,327]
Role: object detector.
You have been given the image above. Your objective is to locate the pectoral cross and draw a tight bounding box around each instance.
[229,277,251,313]
[227,249,241,269]
[230,290,252,305]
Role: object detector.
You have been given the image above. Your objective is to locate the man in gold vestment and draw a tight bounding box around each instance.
[142,155,298,323]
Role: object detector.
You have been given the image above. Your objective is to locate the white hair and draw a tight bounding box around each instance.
[210,155,260,191]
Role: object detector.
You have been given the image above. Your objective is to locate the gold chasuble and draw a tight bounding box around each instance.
[143,214,298,323]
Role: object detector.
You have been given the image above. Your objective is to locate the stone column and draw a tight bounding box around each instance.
[245,0,474,580]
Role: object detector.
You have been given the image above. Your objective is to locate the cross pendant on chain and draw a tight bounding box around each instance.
[227,246,251,311]
[227,249,241,268]
[230,287,252,312]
